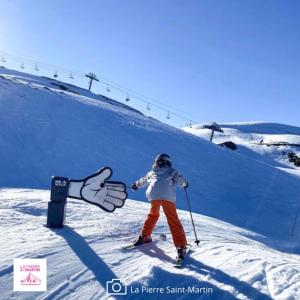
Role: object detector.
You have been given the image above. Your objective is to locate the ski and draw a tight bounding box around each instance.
[173,244,192,268]
[122,234,167,251]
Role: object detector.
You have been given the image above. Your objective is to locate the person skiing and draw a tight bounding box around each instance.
[131,153,188,259]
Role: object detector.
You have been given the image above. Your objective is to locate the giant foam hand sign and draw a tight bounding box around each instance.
[67,167,127,212]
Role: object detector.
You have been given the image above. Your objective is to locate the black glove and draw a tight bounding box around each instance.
[183,182,189,189]
[131,183,138,191]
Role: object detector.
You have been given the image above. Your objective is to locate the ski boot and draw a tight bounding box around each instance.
[133,235,152,246]
[176,246,187,260]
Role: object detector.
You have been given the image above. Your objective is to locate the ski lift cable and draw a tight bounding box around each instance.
[0,50,78,76]
[96,80,198,123]
[95,74,202,121]
[89,73,202,122]
[0,49,200,124]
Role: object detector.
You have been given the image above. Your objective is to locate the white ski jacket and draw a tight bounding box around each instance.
[135,165,188,203]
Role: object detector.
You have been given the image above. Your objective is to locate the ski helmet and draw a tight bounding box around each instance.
[154,153,171,167]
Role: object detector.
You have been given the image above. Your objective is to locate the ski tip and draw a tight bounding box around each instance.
[122,245,136,251]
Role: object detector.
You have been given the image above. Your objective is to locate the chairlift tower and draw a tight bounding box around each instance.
[202,122,224,142]
[85,72,99,91]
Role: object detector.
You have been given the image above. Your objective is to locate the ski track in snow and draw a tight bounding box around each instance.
[1,189,300,300]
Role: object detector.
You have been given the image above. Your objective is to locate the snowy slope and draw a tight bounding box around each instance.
[183,122,300,169]
[1,189,300,300]
[1,67,300,299]
[1,67,300,241]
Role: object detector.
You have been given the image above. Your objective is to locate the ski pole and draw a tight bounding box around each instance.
[184,187,200,246]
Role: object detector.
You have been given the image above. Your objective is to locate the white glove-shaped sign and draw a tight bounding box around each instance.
[68,167,127,212]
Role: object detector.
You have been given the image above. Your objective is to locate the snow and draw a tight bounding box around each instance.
[1,189,300,299]
[1,67,300,299]
[183,122,300,169]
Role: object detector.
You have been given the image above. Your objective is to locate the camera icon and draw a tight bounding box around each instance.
[106,279,127,295]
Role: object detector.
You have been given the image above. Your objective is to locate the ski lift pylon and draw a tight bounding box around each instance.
[34,64,39,71]
[106,85,111,92]
[126,94,130,102]
[53,71,58,78]
[166,111,170,119]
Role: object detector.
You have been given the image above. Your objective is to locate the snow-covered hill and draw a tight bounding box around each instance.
[183,122,300,169]
[1,67,300,299]
[1,67,300,239]
[1,189,299,300]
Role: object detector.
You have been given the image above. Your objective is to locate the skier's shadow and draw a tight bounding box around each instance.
[185,256,273,300]
[52,226,121,292]
[128,266,237,300]
[137,246,271,299]
[137,242,174,263]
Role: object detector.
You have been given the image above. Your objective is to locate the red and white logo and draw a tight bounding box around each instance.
[14,259,47,291]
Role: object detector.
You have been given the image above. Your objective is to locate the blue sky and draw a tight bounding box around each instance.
[0,0,300,127]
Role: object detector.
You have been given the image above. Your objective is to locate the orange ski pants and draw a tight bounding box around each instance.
[141,200,187,248]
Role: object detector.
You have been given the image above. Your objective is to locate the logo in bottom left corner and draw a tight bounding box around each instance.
[14,259,47,292]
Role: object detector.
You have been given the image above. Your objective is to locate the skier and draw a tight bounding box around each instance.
[131,153,188,260]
